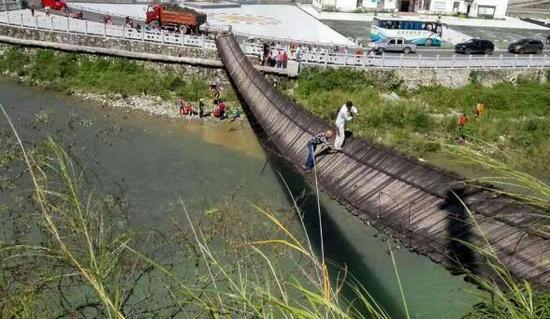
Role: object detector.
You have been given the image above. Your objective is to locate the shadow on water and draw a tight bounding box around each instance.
[232,78,406,317]
[267,154,408,318]
[440,188,476,274]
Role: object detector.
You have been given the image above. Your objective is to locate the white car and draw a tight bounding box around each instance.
[371,37,417,54]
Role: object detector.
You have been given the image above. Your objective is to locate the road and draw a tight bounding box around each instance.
[65,8,546,58]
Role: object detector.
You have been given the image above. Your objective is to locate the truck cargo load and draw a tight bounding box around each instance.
[145,4,207,34]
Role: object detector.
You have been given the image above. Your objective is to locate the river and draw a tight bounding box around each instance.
[0,80,477,318]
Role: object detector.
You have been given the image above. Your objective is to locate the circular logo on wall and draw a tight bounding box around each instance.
[210,13,281,26]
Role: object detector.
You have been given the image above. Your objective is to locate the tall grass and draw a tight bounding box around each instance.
[443,141,550,211]
[441,141,550,318]
[0,47,235,103]
[2,103,127,318]
[456,198,550,319]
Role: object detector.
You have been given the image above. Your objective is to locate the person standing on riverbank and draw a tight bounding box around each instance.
[305,130,334,173]
[178,98,186,116]
[199,98,205,118]
[334,101,358,151]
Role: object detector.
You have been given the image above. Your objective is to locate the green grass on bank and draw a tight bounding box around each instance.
[0,46,238,103]
[288,68,550,177]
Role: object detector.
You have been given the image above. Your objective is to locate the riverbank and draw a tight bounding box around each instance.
[0,44,245,123]
[285,68,550,180]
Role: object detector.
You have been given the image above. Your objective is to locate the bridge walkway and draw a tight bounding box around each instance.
[215,33,549,289]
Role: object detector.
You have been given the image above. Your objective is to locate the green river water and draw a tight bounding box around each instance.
[0,80,477,318]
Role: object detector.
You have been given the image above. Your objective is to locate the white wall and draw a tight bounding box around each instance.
[316,0,398,11]
[358,0,398,10]
[334,0,357,11]
[468,0,509,18]
[429,0,454,13]
[382,0,397,10]
[312,0,322,10]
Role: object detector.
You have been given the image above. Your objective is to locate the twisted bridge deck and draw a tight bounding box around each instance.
[215,34,549,289]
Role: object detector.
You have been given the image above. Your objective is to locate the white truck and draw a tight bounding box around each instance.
[371,37,417,54]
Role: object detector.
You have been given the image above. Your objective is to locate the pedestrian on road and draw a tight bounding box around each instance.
[30,4,35,17]
[334,101,358,151]
[276,51,283,68]
[282,51,288,69]
[305,130,334,173]
[45,7,51,17]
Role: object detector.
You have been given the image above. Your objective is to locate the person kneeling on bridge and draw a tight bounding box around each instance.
[305,130,334,173]
[334,101,358,151]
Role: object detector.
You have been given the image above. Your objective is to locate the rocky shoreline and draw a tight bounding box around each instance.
[3,72,245,124]
[73,91,246,124]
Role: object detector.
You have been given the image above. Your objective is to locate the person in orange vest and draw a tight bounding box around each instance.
[457,113,469,127]
[474,102,486,118]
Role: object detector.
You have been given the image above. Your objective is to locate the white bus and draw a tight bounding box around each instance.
[370,17,443,47]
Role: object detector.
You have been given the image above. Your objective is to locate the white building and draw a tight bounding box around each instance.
[312,0,509,19]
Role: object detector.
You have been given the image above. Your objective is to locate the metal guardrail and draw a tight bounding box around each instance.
[1,10,549,70]
[243,41,550,70]
[0,10,218,50]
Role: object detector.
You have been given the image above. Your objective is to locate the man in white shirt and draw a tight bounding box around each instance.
[334,101,358,150]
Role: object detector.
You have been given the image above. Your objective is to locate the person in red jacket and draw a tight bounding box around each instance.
[282,51,288,69]
[216,100,226,120]
[185,103,197,116]
[178,98,186,116]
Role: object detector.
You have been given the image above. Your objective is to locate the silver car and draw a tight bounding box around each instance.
[373,37,417,54]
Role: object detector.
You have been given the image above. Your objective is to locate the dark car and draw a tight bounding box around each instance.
[455,39,495,55]
[546,35,550,45]
[508,39,544,54]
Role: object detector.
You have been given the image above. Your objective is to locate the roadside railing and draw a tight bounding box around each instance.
[0,10,218,50]
[1,10,549,71]
[297,51,550,69]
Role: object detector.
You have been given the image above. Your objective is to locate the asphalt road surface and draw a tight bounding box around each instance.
[48,8,549,58]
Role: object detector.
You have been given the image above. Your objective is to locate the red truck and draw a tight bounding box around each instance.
[145,4,207,34]
[41,0,67,10]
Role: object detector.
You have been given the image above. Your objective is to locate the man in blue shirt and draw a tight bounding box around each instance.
[305,130,334,173]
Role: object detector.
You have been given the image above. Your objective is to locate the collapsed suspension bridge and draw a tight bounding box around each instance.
[216,33,549,289]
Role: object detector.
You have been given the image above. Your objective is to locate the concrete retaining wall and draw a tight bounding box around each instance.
[300,64,548,89]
